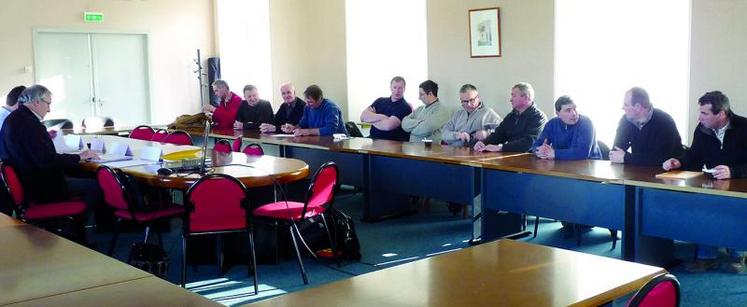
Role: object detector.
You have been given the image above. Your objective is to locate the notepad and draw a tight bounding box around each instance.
[655,171,703,180]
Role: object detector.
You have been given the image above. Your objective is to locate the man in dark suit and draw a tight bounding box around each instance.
[0,85,99,206]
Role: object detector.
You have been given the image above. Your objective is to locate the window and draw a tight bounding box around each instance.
[555,0,691,144]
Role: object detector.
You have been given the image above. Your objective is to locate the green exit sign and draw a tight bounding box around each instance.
[84,12,104,23]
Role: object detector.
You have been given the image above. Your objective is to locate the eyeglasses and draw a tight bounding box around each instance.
[461,97,478,104]
[39,98,52,106]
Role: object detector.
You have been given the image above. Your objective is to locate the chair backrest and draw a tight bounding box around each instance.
[42,119,73,130]
[302,162,339,216]
[345,121,364,137]
[82,116,115,129]
[627,273,680,307]
[151,129,169,142]
[597,140,611,160]
[0,163,24,209]
[214,139,233,153]
[163,131,193,145]
[242,143,264,156]
[96,166,131,212]
[185,174,249,233]
[129,125,155,140]
[232,137,243,152]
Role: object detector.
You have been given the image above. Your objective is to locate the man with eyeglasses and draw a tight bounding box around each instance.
[441,84,501,147]
[360,76,413,141]
[0,85,99,211]
[474,82,547,152]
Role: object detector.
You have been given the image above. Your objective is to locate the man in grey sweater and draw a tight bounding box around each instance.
[441,84,501,147]
[401,80,451,143]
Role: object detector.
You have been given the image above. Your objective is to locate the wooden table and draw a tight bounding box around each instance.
[248,239,666,307]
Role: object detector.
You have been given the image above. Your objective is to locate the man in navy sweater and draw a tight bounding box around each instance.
[531,96,601,160]
[360,76,412,141]
[610,87,682,165]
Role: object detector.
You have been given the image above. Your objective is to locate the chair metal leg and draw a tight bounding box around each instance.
[181,234,187,288]
[289,225,309,285]
[248,228,258,295]
[108,218,122,256]
[216,234,223,276]
[320,213,341,267]
[143,225,151,243]
[533,216,540,238]
[610,228,618,249]
[575,224,582,246]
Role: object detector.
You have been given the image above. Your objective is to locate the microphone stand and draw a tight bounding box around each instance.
[199,116,212,175]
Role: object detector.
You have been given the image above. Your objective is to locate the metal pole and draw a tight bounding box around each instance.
[194,49,206,107]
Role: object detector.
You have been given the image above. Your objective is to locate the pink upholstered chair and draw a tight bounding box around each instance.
[627,273,680,307]
[96,166,184,256]
[232,137,243,152]
[129,125,155,140]
[213,139,232,153]
[252,161,339,284]
[183,174,257,294]
[241,143,264,156]
[0,163,87,239]
[150,129,169,142]
[163,131,193,145]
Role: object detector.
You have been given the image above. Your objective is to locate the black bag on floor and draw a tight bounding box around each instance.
[329,209,361,261]
[129,243,169,278]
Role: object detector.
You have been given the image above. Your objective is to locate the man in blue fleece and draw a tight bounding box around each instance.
[281,84,347,136]
[531,95,601,160]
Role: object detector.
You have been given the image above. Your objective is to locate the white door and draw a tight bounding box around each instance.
[34,31,151,127]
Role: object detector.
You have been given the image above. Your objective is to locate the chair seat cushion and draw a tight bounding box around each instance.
[115,204,184,222]
[252,201,326,220]
[24,201,87,220]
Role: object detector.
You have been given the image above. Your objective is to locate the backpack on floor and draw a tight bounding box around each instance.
[329,209,361,261]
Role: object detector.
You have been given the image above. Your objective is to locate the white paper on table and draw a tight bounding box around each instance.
[52,132,80,154]
[108,142,132,156]
[64,135,83,150]
[271,134,297,138]
[102,159,159,168]
[90,138,105,153]
[138,146,163,162]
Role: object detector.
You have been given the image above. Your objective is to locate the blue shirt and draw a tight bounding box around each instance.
[298,99,348,136]
[531,115,602,160]
[368,97,412,141]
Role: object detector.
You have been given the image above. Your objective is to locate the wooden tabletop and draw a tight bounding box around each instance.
[248,239,665,307]
[62,124,166,136]
[0,225,151,305]
[4,276,220,307]
[0,213,24,228]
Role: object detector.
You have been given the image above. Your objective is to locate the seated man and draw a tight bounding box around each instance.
[663,90,747,273]
[610,87,683,165]
[474,82,547,152]
[203,79,241,130]
[401,80,451,143]
[233,84,274,130]
[281,85,347,136]
[360,76,413,141]
[1,85,25,129]
[531,96,601,160]
[260,83,306,133]
[441,84,501,147]
[0,85,99,209]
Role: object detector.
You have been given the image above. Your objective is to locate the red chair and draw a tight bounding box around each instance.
[151,129,169,142]
[214,139,232,153]
[242,143,264,156]
[129,125,155,140]
[627,273,681,307]
[252,162,339,284]
[96,166,184,256]
[0,163,87,239]
[183,174,257,293]
[163,131,193,145]
[232,137,243,152]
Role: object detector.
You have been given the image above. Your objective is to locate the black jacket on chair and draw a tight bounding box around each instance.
[0,105,80,203]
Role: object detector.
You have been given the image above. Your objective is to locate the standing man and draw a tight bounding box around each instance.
[203,79,241,130]
[281,85,347,136]
[531,96,601,160]
[474,82,547,152]
[260,83,306,133]
[609,87,682,165]
[663,91,747,273]
[1,85,25,129]
[441,84,501,147]
[401,80,451,143]
[360,76,413,141]
[0,85,99,207]
[233,84,274,130]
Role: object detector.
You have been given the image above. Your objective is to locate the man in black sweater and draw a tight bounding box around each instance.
[260,83,305,133]
[663,90,747,274]
[233,84,274,130]
[609,87,683,165]
[474,82,547,152]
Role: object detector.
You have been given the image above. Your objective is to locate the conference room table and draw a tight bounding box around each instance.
[248,239,666,307]
[0,218,220,306]
[172,127,747,266]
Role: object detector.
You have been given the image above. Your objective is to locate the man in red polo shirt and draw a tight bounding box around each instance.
[203,79,241,130]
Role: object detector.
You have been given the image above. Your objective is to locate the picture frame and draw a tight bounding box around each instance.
[468,7,501,58]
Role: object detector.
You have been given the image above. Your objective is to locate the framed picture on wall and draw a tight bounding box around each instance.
[469,7,501,58]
